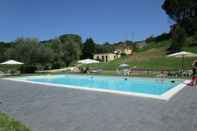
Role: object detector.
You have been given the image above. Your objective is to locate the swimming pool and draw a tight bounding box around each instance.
[8,75,186,100]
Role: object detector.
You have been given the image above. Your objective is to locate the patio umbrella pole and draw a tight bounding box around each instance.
[181,56,184,75]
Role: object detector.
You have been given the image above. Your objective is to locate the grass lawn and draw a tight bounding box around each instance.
[0,112,31,131]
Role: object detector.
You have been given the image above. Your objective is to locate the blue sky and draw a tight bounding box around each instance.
[0,0,171,43]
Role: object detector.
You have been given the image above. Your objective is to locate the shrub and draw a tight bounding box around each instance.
[121,53,127,57]
[0,65,21,74]
[0,112,31,131]
[20,65,37,74]
[51,62,61,69]
[191,32,197,46]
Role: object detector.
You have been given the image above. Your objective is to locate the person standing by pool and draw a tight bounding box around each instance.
[190,60,197,86]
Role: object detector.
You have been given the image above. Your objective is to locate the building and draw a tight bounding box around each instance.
[94,53,120,62]
[114,47,133,55]
[124,48,133,55]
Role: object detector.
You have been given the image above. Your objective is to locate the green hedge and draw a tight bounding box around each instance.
[20,65,37,74]
[0,65,21,74]
[0,113,31,131]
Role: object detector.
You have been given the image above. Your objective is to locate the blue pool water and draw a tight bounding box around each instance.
[26,75,183,96]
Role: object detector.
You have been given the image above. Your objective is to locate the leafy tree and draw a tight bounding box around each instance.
[194,32,197,40]
[82,38,96,59]
[59,34,83,63]
[5,38,54,67]
[47,34,83,67]
[167,25,187,53]
[36,45,54,66]
[162,0,195,21]
[145,35,155,43]
[162,0,197,34]
[63,41,82,66]
[191,32,197,46]
[0,42,12,62]
[5,38,38,64]
[95,42,114,54]
[144,33,170,44]
[47,38,66,67]
[59,34,83,51]
[155,33,170,42]
[59,34,82,44]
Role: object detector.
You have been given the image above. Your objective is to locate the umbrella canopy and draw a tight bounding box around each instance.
[78,59,99,64]
[167,51,197,58]
[119,64,129,68]
[0,60,24,65]
[167,51,197,72]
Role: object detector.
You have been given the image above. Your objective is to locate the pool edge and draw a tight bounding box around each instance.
[3,77,188,101]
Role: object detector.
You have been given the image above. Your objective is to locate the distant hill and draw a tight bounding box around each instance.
[84,36,197,70]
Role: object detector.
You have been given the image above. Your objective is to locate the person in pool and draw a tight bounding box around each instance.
[189,60,197,86]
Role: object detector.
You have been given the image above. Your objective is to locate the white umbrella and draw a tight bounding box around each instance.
[78,59,99,64]
[119,64,130,76]
[167,51,197,58]
[119,64,129,68]
[0,60,24,65]
[167,51,197,70]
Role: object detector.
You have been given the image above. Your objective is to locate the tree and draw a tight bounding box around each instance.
[82,38,96,59]
[162,0,195,21]
[5,38,39,64]
[5,38,54,66]
[59,34,82,66]
[191,32,197,46]
[46,34,83,67]
[59,34,82,44]
[194,32,197,41]
[167,25,187,53]
[145,35,155,43]
[36,45,54,66]
[0,42,12,62]
[95,42,114,54]
[155,33,170,42]
[63,41,82,66]
[46,38,65,68]
[162,0,197,34]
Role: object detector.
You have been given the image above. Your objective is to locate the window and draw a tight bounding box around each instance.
[102,56,104,62]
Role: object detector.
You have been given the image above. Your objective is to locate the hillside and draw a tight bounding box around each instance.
[83,40,197,70]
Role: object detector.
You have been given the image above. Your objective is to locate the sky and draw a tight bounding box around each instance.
[0,0,171,43]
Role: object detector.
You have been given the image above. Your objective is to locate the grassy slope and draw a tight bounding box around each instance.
[84,40,197,70]
[0,113,31,131]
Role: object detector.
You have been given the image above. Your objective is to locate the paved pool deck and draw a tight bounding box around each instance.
[0,79,197,131]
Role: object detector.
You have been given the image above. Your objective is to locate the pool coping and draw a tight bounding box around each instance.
[3,75,189,101]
